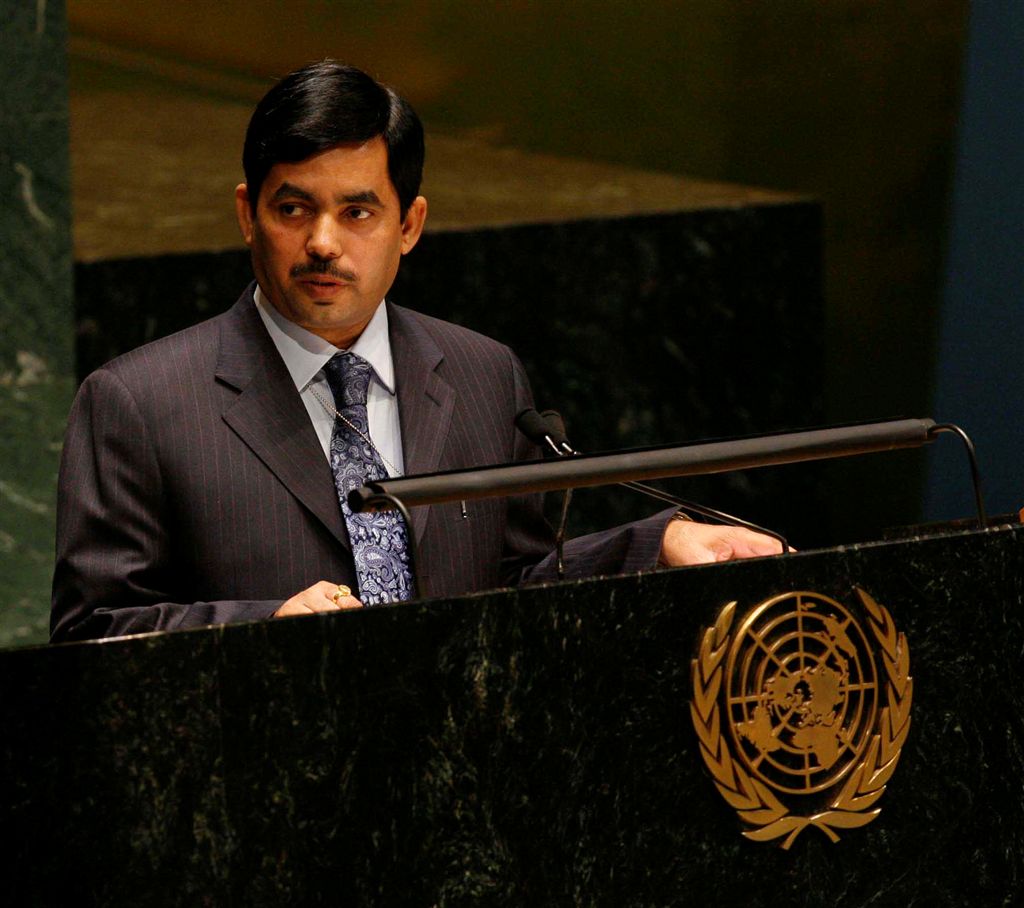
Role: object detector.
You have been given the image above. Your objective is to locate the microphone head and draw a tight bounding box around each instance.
[514,408,552,446]
[539,410,570,448]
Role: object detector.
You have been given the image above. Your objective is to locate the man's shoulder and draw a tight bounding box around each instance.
[388,303,515,364]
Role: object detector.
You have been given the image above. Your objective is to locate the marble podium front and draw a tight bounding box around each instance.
[3,523,1021,906]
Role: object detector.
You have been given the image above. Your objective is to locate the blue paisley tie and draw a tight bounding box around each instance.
[323,351,414,605]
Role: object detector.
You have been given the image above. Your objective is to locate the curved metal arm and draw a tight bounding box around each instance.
[929,423,987,528]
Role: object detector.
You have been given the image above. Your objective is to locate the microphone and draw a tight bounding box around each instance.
[538,410,572,453]
[515,408,563,457]
[517,408,790,553]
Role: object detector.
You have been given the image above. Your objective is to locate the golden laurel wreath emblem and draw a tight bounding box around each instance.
[690,588,912,849]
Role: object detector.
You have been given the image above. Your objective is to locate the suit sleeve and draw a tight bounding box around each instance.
[499,352,674,587]
[50,369,282,642]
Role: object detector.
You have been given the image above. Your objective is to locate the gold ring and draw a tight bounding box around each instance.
[332,584,352,604]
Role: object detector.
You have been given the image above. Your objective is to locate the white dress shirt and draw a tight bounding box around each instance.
[254,285,405,476]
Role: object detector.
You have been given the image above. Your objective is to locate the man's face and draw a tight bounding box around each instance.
[235,137,426,348]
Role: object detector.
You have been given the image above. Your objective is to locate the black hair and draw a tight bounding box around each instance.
[242,60,424,217]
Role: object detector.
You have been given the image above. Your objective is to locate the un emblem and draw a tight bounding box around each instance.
[690,588,912,849]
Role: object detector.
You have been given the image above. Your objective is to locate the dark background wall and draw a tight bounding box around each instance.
[926,2,1024,522]
[6,1,1013,647]
[64,0,971,531]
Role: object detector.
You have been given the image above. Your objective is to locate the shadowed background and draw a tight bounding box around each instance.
[5,1,1019,647]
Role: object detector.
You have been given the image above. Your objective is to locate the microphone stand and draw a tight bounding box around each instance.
[534,409,790,553]
[349,419,988,552]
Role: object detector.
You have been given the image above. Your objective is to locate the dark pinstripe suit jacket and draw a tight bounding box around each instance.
[51,286,670,641]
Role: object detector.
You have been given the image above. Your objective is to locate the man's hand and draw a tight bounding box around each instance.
[659,517,785,567]
[273,581,363,617]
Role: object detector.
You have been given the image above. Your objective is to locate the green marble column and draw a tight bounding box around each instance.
[0,0,74,646]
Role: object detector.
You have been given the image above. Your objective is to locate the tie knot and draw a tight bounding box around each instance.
[323,351,373,407]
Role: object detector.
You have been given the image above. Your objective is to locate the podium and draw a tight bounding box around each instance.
[4,523,1022,905]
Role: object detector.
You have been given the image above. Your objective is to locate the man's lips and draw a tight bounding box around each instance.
[291,263,357,296]
[298,277,352,297]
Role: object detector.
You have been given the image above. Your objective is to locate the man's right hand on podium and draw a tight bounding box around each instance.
[273,581,364,617]
[658,516,785,566]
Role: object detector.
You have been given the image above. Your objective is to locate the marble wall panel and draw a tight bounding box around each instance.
[0,0,75,647]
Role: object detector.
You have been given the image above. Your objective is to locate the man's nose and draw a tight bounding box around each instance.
[306,215,342,259]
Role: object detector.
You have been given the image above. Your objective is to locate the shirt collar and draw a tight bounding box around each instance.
[254,285,396,394]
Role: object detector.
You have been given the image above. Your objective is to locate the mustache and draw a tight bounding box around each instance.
[291,261,357,282]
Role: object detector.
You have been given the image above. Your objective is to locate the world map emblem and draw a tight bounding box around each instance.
[690,588,913,848]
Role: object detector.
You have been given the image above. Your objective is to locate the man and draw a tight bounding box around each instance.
[51,61,780,642]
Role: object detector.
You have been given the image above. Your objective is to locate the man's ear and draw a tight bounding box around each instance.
[235,183,255,247]
[400,195,428,255]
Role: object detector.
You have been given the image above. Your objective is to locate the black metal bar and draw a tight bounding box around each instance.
[350,418,938,512]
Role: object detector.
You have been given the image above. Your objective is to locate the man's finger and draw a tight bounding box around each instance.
[274,581,363,617]
[322,581,363,610]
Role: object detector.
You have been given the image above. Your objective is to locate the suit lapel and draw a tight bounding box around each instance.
[389,303,455,544]
[215,288,349,550]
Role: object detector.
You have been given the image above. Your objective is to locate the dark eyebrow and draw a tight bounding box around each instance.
[337,190,383,206]
[270,182,315,202]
